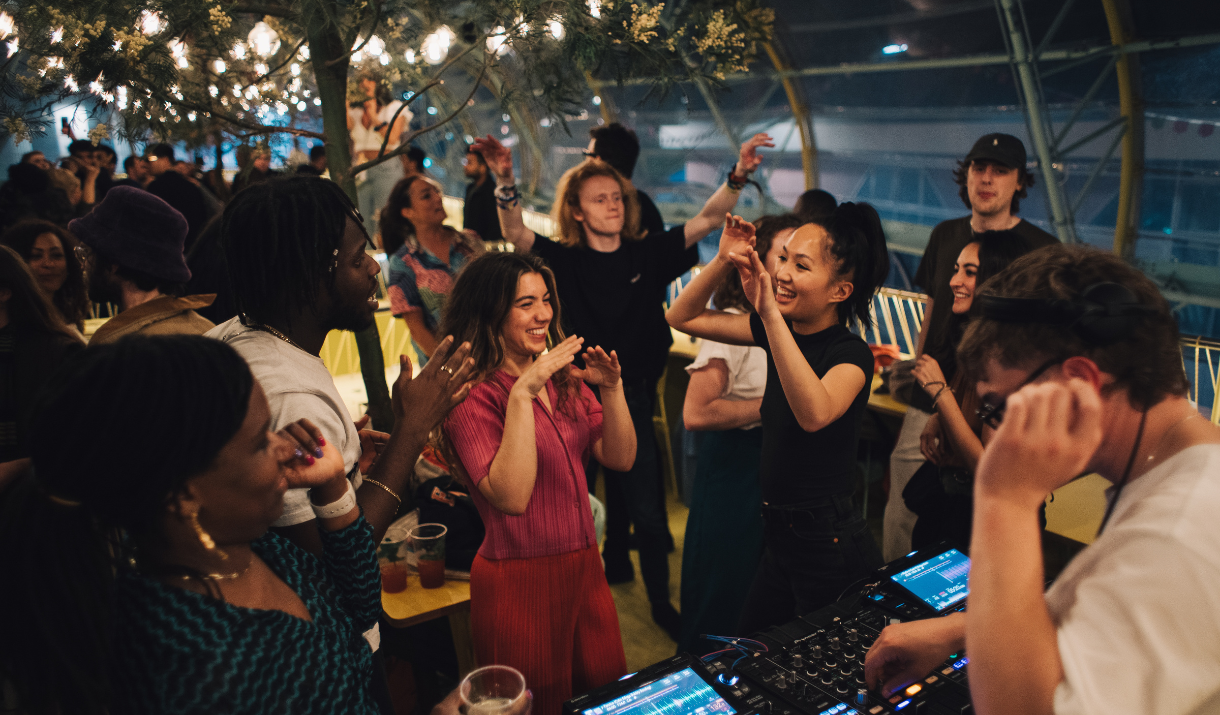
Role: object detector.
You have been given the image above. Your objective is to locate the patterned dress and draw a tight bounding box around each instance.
[111,518,381,714]
[386,237,478,365]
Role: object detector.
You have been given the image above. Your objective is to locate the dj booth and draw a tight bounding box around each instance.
[566,543,974,715]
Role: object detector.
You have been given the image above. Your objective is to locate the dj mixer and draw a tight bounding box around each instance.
[566,543,973,715]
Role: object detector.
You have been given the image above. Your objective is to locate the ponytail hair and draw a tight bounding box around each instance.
[0,335,255,715]
[815,202,890,326]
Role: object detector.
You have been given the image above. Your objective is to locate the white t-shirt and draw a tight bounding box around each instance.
[349,100,409,153]
[206,318,363,527]
[1045,443,1220,715]
[684,313,767,431]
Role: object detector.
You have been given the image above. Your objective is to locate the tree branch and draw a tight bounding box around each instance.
[229,3,297,19]
[154,91,324,140]
[351,57,488,176]
[371,40,482,160]
[326,0,382,67]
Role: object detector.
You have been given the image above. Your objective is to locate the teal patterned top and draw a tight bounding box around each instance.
[111,517,381,714]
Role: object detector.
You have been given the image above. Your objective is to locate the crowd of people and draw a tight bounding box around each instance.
[0,118,1216,715]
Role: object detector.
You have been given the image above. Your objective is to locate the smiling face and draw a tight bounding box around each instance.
[571,175,625,242]
[966,160,1021,218]
[949,241,980,314]
[186,382,296,545]
[400,178,448,230]
[322,217,381,332]
[764,227,797,278]
[28,232,68,295]
[773,224,852,326]
[501,271,554,364]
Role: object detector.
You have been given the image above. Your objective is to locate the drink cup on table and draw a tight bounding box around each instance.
[408,523,448,589]
[378,536,408,593]
[460,665,529,715]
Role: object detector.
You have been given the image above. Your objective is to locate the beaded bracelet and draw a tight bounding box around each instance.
[311,479,357,520]
[494,183,520,209]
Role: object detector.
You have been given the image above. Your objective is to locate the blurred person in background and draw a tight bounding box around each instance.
[115,155,152,189]
[146,143,213,253]
[0,245,83,485]
[382,174,485,365]
[20,151,53,172]
[231,146,280,194]
[462,145,502,243]
[1,220,91,332]
[586,123,665,236]
[71,186,215,344]
[50,166,92,216]
[793,189,837,223]
[677,213,803,655]
[349,73,409,239]
[297,143,330,177]
[0,163,74,232]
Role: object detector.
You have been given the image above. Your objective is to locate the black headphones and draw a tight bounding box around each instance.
[977,282,1159,345]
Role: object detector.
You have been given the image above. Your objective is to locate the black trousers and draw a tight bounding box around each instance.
[736,492,882,635]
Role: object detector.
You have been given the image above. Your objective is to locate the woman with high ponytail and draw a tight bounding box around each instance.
[0,335,382,715]
[667,203,890,633]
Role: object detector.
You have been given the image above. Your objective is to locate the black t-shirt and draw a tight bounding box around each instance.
[910,216,1058,412]
[147,171,213,253]
[532,225,698,383]
[464,178,503,242]
[636,188,665,237]
[749,314,875,505]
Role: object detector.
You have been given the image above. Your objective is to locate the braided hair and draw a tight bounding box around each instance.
[220,176,364,328]
[0,335,254,715]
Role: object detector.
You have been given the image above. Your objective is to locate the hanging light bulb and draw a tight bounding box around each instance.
[404,48,416,64]
[247,21,280,58]
[290,62,300,76]
[486,27,507,56]
[138,10,166,36]
[0,12,14,39]
[548,18,564,40]
[588,1,601,19]
[117,85,128,109]
[169,39,189,68]
[214,58,226,73]
[379,53,389,65]
[254,62,267,74]
[421,25,454,65]
[364,35,384,57]
[231,43,246,59]
[50,27,63,44]
[297,45,309,61]
[64,74,78,92]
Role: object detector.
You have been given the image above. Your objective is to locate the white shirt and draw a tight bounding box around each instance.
[349,100,409,153]
[684,312,767,431]
[1046,443,1220,715]
[206,318,362,527]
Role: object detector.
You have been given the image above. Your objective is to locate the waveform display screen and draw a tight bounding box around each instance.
[581,668,736,715]
[889,548,971,613]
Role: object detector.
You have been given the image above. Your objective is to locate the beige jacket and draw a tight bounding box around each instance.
[89,294,217,345]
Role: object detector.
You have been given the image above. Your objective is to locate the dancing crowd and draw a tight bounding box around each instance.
[0,120,1217,715]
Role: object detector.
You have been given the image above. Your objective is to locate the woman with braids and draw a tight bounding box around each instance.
[0,335,382,714]
[667,204,890,633]
[381,174,485,364]
[1,219,91,332]
[439,251,636,715]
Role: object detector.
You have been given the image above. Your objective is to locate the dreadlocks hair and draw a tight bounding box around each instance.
[220,176,364,329]
[0,335,254,715]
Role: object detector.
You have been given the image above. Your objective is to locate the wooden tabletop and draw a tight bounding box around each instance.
[382,574,472,628]
[868,373,908,417]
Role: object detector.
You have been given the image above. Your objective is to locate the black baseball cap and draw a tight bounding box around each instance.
[964,133,1027,169]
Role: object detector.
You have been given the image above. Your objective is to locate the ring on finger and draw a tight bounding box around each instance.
[440,364,455,376]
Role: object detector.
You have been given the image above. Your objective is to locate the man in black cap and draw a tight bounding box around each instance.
[882,133,1058,561]
[70,186,216,344]
[145,142,214,253]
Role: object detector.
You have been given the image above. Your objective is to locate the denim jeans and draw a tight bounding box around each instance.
[596,379,671,606]
[736,493,883,635]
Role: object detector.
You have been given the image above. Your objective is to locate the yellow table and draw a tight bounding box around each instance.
[382,575,476,675]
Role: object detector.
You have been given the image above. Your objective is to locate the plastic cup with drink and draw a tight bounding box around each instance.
[408,523,448,589]
[460,665,530,715]
[378,533,408,593]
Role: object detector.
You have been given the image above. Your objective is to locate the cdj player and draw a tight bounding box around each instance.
[566,542,974,715]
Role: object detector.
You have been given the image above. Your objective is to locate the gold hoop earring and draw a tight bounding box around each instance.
[189,511,229,561]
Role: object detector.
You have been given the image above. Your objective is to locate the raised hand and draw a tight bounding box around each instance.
[729,248,778,320]
[737,133,776,175]
[717,213,756,264]
[393,336,477,438]
[571,346,622,390]
[974,379,1104,510]
[278,418,346,489]
[514,335,584,399]
[470,135,514,183]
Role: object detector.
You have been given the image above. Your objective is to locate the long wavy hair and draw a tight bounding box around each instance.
[551,158,643,248]
[0,244,77,339]
[0,335,255,715]
[378,175,484,259]
[1,220,90,330]
[433,252,586,475]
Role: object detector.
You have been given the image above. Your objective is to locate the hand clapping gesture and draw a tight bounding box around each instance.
[728,244,780,322]
[571,346,623,391]
[717,212,756,264]
[513,335,585,400]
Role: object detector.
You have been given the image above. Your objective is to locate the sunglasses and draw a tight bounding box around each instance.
[975,357,1063,429]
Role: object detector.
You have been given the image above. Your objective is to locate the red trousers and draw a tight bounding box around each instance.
[470,546,626,715]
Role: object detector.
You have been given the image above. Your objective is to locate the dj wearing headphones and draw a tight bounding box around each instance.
[864,245,1220,715]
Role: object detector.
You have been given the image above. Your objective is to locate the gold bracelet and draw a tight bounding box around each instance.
[362,478,402,506]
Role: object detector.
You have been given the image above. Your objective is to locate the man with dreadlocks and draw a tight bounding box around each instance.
[207,176,477,562]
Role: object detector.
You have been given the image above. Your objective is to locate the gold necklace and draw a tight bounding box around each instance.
[184,560,253,582]
[250,322,304,351]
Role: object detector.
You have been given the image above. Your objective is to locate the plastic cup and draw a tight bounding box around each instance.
[379,537,408,593]
[408,523,447,589]
[459,665,528,715]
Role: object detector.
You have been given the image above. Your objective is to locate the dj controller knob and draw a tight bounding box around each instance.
[823,658,838,670]
[820,674,835,687]
[842,647,857,660]
[829,637,842,651]
[839,667,853,679]
[805,670,820,680]
[774,678,787,691]
[787,671,798,685]
[847,628,859,643]
[792,654,804,670]
[810,645,823,659]
[835,683,850,696]
[856,689,869,706]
